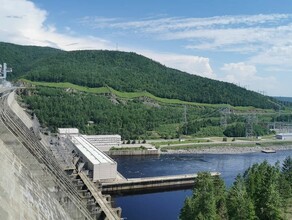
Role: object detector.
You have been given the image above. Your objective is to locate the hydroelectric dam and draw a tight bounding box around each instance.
[0,86,220,220]
[0,87,121,220]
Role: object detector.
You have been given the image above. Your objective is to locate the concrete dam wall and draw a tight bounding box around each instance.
[0,139,72,220]
[0,90,94,220]
[0,89,121,220]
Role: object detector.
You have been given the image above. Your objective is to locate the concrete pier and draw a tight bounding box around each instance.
[101,172,220,195]
[78,172,121,219]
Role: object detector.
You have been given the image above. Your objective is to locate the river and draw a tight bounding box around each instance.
[112,150,292,220]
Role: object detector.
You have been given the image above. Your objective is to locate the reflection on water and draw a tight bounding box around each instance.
[112,150,292,220]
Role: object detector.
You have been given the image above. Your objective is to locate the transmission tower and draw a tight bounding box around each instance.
[220,107,231,128]
[245,113,257,138]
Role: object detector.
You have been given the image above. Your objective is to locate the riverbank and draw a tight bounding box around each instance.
[108,140,292,155]
[160,142,292,154]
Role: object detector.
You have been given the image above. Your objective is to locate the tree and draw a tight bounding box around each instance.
[282,156,292,184]
[180,160,290,220]
[180,172,217,220]
[244,161,282,220]
[223,123,245,137]
[279,156,292,210]
[227,175,256,220]
[213,175,228,220]
[180,198,196,220]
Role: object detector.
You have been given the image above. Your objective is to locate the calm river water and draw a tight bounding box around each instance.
[112,150,292,220]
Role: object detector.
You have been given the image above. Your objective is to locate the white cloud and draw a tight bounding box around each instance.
[81,14,292,52]
[220,62,276,95]
[0,0,112,50]
[250,45,292,66]
[221,62,257,85]
[137,50,215,78]
[82,14,291,32]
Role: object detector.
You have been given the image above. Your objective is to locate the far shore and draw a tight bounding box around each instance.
[160,144,292,155]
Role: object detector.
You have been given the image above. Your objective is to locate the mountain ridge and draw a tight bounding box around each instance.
[0,41,278,109]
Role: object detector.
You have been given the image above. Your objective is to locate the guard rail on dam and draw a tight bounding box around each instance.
[0,90,121,220]
[101,172,220,195]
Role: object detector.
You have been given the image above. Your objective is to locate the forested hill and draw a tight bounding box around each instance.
[0,42,62,79]
[0,42,277,108]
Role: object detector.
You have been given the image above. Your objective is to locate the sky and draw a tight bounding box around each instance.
[1,0,292,96]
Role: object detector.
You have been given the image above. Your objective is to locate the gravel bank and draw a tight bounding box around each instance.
[161,145,292,154]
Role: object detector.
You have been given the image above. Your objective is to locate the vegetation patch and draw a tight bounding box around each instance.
[19,84,289,140]
[20,79,227,107]
[161,140,292,151]
[180,157,292,220]
[110,146,147,151]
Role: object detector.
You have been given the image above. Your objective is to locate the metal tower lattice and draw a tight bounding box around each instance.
[220,107,231,128]
[245,113,257,138]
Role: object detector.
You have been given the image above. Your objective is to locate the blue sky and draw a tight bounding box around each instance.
[1,0,292,96]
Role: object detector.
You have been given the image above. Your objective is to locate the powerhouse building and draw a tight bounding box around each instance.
[82,135,121,151]
[70,135,117,181]
[58,128,120,181]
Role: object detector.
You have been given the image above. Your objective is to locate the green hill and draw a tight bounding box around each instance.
[0,42,277,109]
[0,42,62,79]
[0,42,284,139]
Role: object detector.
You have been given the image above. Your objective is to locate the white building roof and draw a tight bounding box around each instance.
[83,135,121,139]
[71,136,115,165]
[277,133,292,136]
[58,128,79,134]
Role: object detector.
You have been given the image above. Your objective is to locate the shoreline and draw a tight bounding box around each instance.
[160,145,292,155]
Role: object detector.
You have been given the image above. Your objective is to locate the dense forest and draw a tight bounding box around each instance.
[0,42,61,79]
[20,87,218,139]
[180,157,292,220]
[0,42,278,109]
[20,87,273,139]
